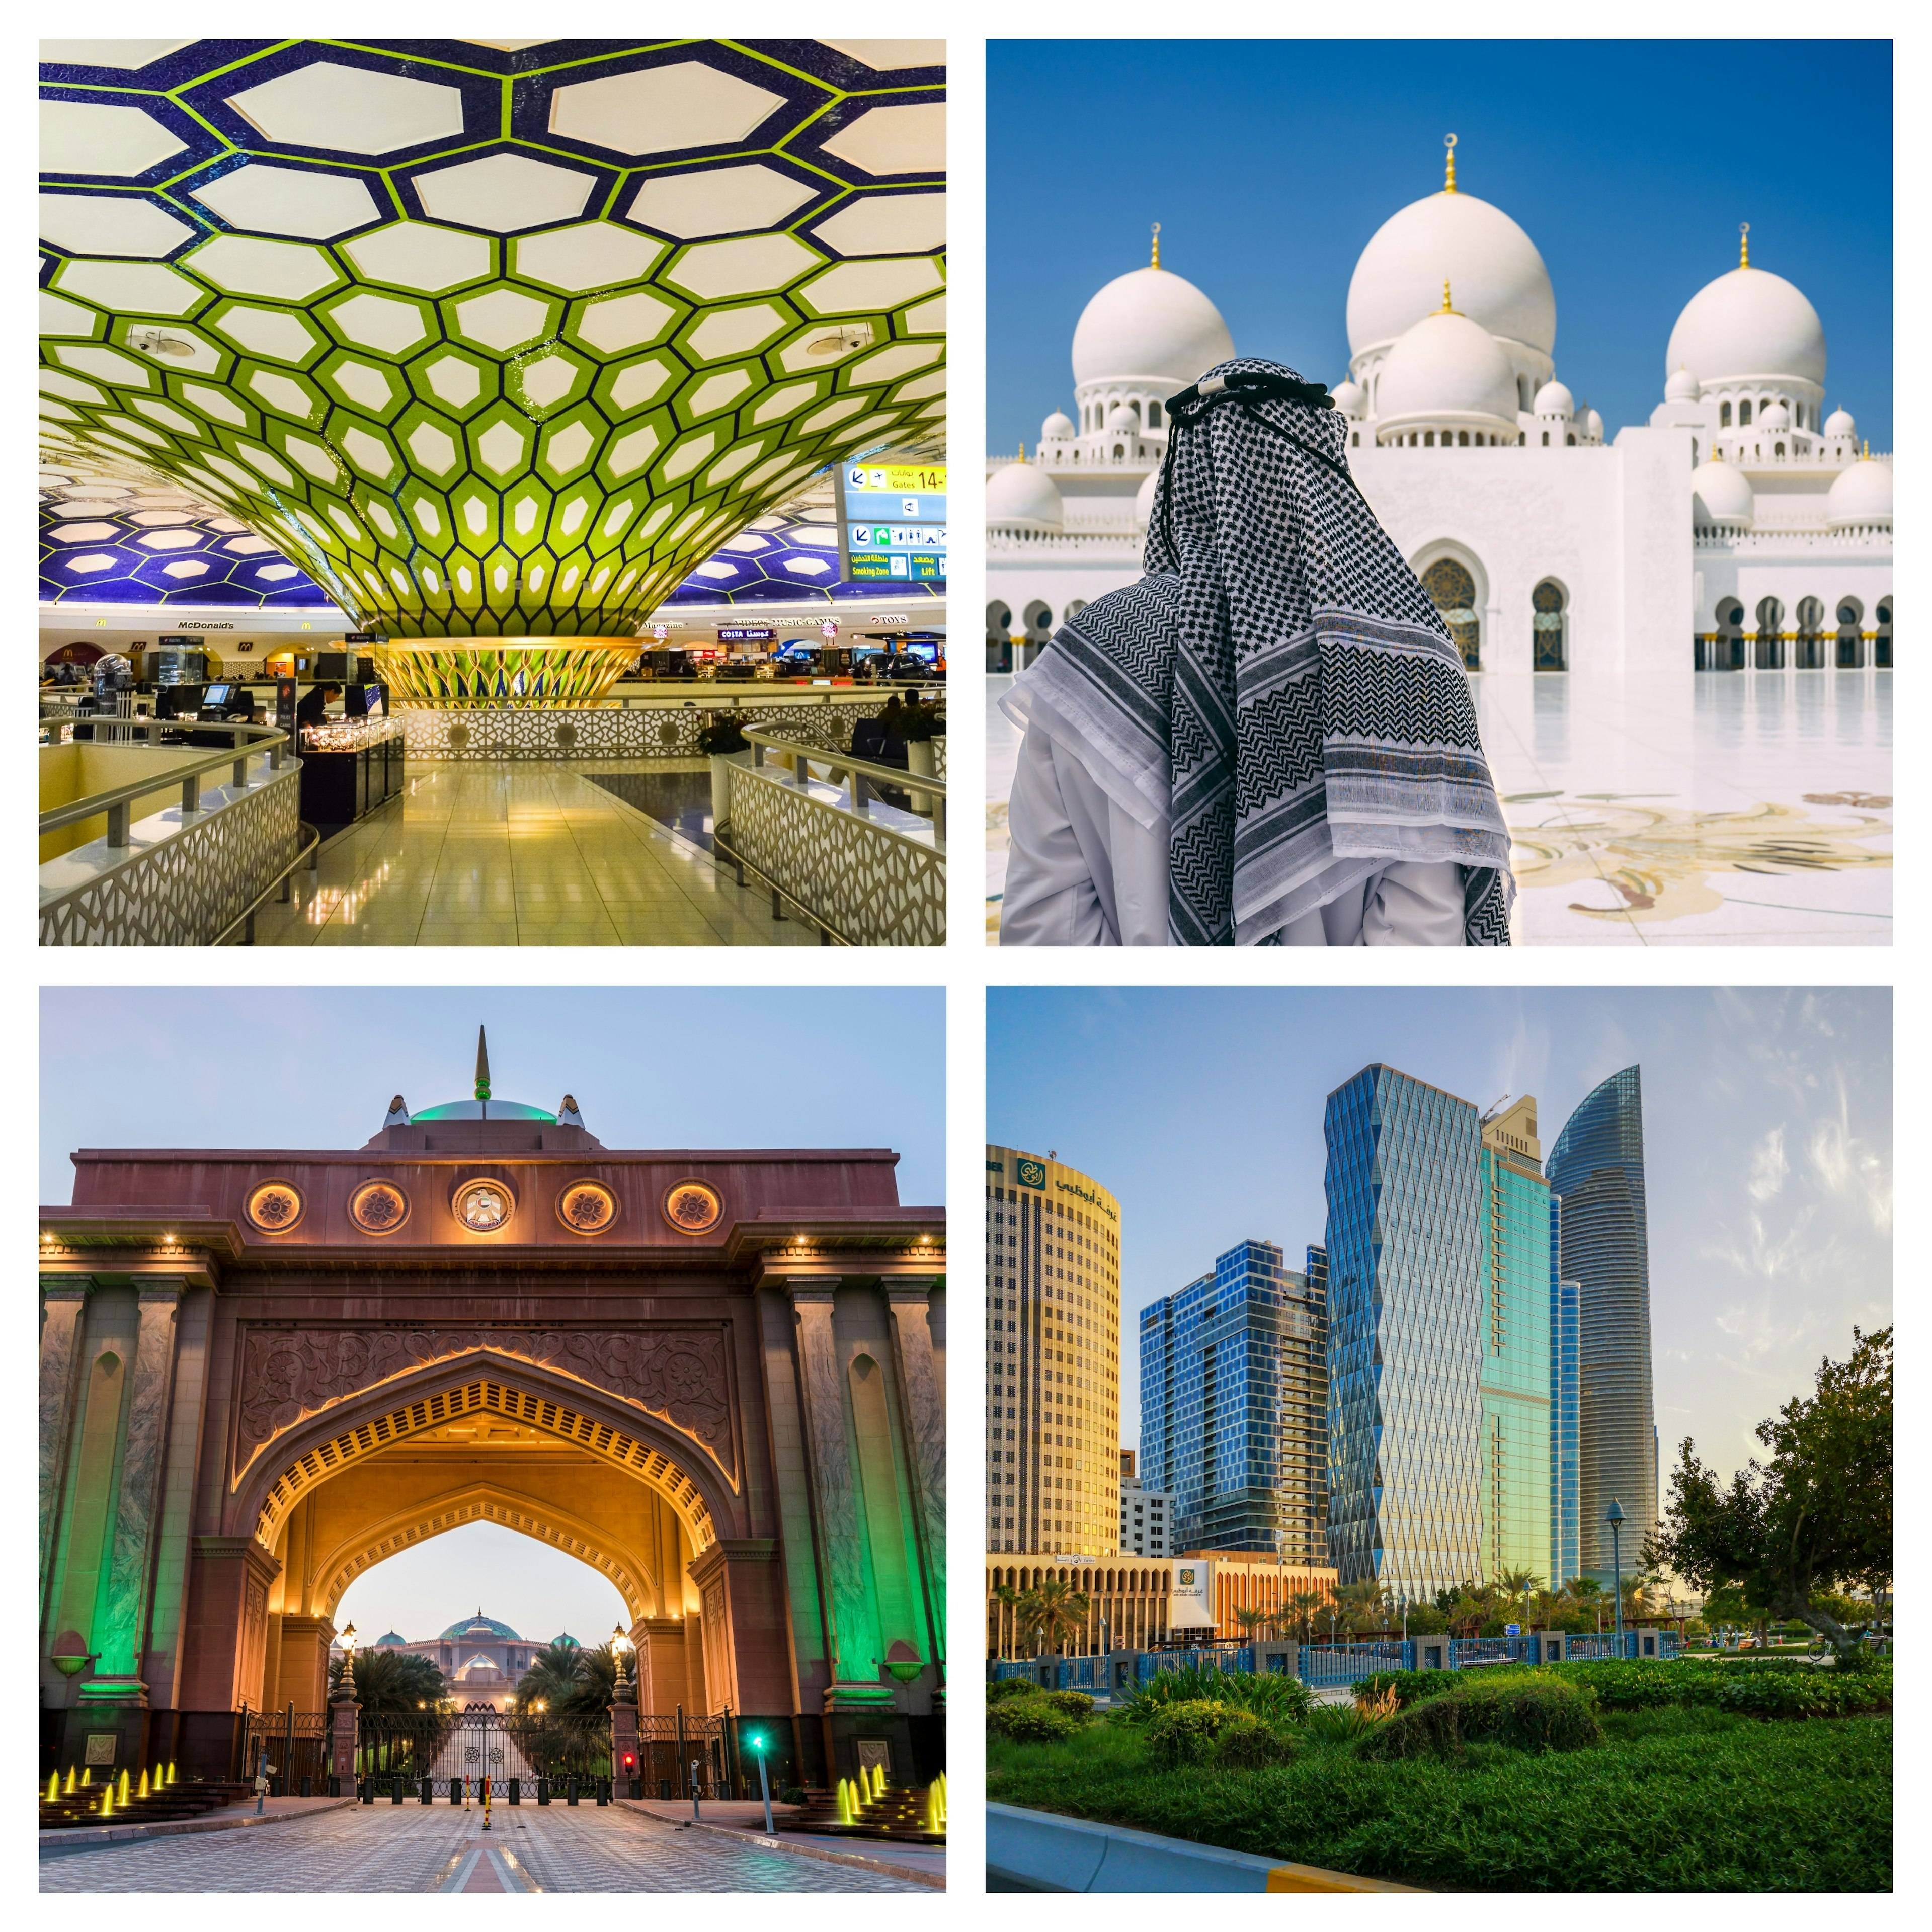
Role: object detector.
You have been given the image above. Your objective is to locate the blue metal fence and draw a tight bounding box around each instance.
[1299,1642,1412,1688]
[992,1659,1037,1681]
[1055,1657,1099,1691]
[1450,1636,1536,1667]
[1135,1646,1255,1682]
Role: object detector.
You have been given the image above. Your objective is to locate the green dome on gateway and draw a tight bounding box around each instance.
[390,1026,586,1126]
[439,1610,522,1641]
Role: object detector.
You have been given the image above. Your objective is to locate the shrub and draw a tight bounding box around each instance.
[1351,1668,1460,1710]
[1116,1665,1313,1728]
[986,1675,1042,1704]
[1143,1699,1248,1768]
[1041,1690,1095,1720]
[1357,1692,1468,1761]
[1358,1680,1601,1761]
[1303,1704,1387,1747]
[1214,1714,1299,1771]
[989,1698,1081,1744]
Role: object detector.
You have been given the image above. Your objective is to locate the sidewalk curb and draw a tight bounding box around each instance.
[987,1802,1419,1893]
[613,1801,944,1890]
[40,1797,356,1855]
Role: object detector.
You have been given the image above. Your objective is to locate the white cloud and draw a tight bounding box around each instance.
[1746,1126,1788,1203]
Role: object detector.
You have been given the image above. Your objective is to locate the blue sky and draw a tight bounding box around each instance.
[41,985,944,1644]
[987,987,1891,1483]
[988,40,1893,454]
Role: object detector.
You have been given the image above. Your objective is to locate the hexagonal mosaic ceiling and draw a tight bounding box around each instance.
[39,38,945,640]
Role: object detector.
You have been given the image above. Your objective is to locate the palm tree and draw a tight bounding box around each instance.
[1017,1578,1090,1657]
[992,1584,1022,1660]
[329,1647,448,1712]
[1285,1587,1327,1648]
[1232,1605,1273,1644]
[515,1639,588,1713]
[1334,1580,1385,1637]
[1497,1567,1543,1626]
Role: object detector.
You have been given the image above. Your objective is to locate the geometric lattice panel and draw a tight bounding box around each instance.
[397,694,902,760]
[40,39,946,640]
[729,760,944,944]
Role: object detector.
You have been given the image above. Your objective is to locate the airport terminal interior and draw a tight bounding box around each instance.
[39,39,947,947]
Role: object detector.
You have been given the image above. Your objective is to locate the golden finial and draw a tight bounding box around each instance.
[1151,221,1162,270]
[1017,440,1026,464]
[1861,439,1869,460]
[1739,222,1750,269]
[1440,278,1455,314]
[1444,133,1458,194]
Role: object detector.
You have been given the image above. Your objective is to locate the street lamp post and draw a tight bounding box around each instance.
[1607,1500,1626,1654]
[747,1731,774,1834]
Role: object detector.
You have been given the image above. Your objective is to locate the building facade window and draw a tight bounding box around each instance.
[1532,579,1567,671]
[1421,556,1482,671]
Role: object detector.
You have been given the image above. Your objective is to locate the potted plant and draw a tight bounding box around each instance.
[697,713,753,827]
[898,700,945,814]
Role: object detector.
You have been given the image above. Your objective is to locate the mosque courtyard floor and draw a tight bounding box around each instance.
[249,759,821,948]
[986,669,1891,946]
[39,1797,927,1893]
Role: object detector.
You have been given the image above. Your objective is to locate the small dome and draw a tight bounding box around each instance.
[1376,308,1520,429]
[1824,406,1855,438]
[1072,265,1235,390]
[1533,379,1574,417]
[986,459,1064,530]
[1691,457,1754,529]
[1666,264,1826,388]
[375,1631,407,1648]
[1134,468,1160,530]
[1105,403,1139,434]
[1330,377,1366,418]
[414,1100,556,1123]
[1665,365,1701,403]
[1827,457,1892,528]
[550,1632,581,1649]
[1040,410,1075,440]
[1581,407,1604,441]
[1759,399,1790,430]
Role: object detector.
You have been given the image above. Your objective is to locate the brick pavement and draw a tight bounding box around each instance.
[40,1796,924,1892]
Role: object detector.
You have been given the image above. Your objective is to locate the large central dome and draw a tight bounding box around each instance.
[440,1611,520,1640]
[1664,264,1825,388]
[1071,265,1234,391]
[1347,190,1555,359]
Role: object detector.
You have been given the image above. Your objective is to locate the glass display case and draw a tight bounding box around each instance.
[296,717,406,837]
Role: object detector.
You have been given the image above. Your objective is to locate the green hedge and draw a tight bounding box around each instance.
[1354,1657,1890,1720]
[1114,1665,1313,1728]
[988,1697,1082,1744]
[986,1675,1042,1704]
[1142,1699,1296,1771]
[1359,1680,1602,1761]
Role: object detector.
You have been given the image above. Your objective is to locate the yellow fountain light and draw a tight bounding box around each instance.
[100,1785,113,1817]
[64,1767,76,1795]
[81,1767,92,1787]
[46,1773,59,1804]
[137,1769,149,1800]
[119,1768,131,1804]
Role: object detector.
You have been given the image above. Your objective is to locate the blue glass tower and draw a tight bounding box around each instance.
[1548,1067,1655,1580]
[1139,1239,1327,1557]
[1551,1194,1581,1589]
[1323,1066,1484,1601]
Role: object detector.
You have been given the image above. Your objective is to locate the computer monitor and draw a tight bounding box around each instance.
[203,683,232,706]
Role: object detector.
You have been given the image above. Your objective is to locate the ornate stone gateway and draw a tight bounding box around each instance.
[39,1053,945,1798]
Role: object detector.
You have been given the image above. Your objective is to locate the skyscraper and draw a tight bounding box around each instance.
[1548,1067,1656,1580]
[1140,1240,1327,1559]
[1324,1066,1485,1602]
[1552,1198,1582,1589]
[985,1145,1121,1555]
[1476,1097,1553,1587]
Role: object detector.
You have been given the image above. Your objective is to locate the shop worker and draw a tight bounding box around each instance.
[296,680,343,733]
[1000,357,1515,947]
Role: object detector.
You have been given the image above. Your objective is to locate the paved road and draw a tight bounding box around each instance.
[41,1798,924,1892]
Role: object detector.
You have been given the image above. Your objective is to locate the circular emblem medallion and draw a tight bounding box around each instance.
[556,1180,617,1236]
[453,1177,515,1233]
[348,1180,410,1236]
[245,1180,303,1234]
[663,1180,722,1235]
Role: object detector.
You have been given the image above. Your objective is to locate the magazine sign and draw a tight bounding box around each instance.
[1171,1559,1216,1629]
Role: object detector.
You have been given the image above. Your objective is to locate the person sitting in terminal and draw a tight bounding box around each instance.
[296,680,343,734]
[999,358,1515,947]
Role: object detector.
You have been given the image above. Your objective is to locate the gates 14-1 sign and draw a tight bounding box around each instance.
[836,462,947,586]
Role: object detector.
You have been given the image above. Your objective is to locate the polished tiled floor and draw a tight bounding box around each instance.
[987,669,1891,947]
[40,1797,922,1892]
[251,760,819,947]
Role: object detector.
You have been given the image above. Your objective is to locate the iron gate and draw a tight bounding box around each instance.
[638,1713,728,1800]
[237,1706,329,1794]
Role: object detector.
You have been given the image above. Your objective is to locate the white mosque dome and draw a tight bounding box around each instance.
[1347,189,1556,358]
[1824,405,1856,437]
[1134,468,1160,529]
[1827,456,1892,528]
[1105,403,1139,433]
[987,459,1064,531]
[1533,379,1574,417]
[1665,365,1701,403]
[1665,264,1826,388]
[1376,307,1520,428]
[1071,265,1235,391]
[1040,410,1075,440]
[1759,399,1790,430]
[1691,457,1754,528]
[1581,406,1604,441]
[1331,376,1366,418]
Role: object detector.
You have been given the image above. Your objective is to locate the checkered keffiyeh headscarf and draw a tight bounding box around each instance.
[1013,355,1514,945]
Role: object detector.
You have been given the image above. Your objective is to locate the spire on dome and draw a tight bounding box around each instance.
[474,1027,491,1102]
[1443,132,1458,194]
[1151,221,1162,270]
[1016,440,1026,464]
[1739,221,1750,269]
[1440,278,1456,314]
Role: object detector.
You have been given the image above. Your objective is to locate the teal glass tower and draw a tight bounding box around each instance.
[1323,1066,1484,1602]
[1548,1066,1655,1581]
[1551,1191,1582,1588]
[1139,1239,1327,1557]
[1476,1098,1553,1587]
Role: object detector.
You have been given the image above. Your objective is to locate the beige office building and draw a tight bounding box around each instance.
[986,1145,1121,1555]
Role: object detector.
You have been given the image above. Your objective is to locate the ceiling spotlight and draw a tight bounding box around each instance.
[804,323,875,358]
[130,330,195,360]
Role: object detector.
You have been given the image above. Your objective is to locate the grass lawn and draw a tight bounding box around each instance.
[988,1705,1892,1891]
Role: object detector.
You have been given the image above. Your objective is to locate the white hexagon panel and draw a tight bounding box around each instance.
[39,38,945,639]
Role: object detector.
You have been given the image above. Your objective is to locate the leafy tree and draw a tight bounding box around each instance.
[1646,1326,1891,1665]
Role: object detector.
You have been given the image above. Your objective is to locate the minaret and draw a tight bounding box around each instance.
[475,1026,491,1104]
